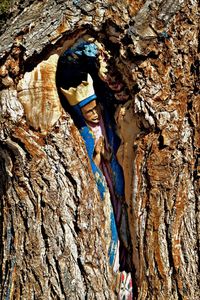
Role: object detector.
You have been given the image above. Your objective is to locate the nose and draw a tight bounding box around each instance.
[92,109,98,118]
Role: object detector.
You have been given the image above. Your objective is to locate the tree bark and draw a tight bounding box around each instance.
[0,0,199,299]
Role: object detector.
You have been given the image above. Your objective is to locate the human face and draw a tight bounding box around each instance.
[81,100,100,125]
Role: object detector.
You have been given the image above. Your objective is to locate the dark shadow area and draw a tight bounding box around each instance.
[56,38,121,149]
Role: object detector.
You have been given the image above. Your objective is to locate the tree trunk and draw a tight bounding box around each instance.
[0,0,199,299]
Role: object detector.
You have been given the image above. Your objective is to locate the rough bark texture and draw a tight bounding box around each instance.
[0,0,199,299]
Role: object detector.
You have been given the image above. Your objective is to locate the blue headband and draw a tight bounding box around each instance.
[78,94,97,108]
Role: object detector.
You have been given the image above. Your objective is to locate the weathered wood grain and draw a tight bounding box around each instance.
[0,0,199,299]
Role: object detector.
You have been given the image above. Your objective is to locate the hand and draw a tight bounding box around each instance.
[94,136,104,154]
[102,145,112,161]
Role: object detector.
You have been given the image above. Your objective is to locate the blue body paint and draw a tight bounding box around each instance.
[72,103,124,268]
[61,40,125,269]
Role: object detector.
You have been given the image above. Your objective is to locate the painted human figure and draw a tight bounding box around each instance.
[61,74,132,299]
[81,100,112,170]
